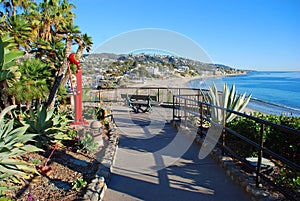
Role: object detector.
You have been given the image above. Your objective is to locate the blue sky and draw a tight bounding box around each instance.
[73,0,300,71]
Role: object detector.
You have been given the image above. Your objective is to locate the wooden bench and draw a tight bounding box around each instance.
[121,94,159,113]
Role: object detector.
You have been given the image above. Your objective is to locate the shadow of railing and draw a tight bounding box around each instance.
[173,94,300,201]
[81,86,300,200]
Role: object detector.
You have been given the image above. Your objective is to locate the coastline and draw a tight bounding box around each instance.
[128,72,257,114]
[129,72,247,88]
[127,72,300,117]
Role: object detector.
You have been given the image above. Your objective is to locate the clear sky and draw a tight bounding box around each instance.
[73,0,300,71]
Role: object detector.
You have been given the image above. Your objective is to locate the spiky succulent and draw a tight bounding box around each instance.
[204,82,252,124]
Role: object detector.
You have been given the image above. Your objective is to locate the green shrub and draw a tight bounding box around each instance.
[226,115,260,158]
[95,107,105,120]
[227,113,300,164]
[273,164,300,194]
[72,177,87,191]
[227,113,300,196]
[78,131,98,153]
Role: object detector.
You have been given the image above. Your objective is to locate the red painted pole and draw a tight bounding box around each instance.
[69,53,88,125]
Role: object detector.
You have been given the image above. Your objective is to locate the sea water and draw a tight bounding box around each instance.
[189,71,300,116]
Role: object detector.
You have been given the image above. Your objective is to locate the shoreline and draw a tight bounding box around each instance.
[129,72,247,88]
[128,72,257,114]
[127,72,300,117]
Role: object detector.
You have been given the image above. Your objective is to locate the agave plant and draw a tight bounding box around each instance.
[203,83,252,124]
[197,83,252,159]
[0,105,42,194]
[23,106,71,147]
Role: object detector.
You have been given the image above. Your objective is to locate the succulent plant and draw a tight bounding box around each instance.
[23,106,71,147]
[204,82,252,124]
[0,105,42,194]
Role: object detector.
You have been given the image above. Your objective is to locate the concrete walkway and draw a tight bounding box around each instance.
[103,105,251,201]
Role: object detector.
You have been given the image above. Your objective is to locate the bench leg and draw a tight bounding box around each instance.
[128,102,138,113]
[132,106,139,113]
[141,105,152,113]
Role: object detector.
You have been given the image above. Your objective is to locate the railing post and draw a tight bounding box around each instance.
[115,88,118,102]
[172,95,175,121]
[222,109,226,156]
[200,102,203,138]
[98,89,101,101]
[256,123,265,187]
[184,98,187,127]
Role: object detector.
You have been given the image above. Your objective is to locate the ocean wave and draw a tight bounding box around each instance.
[247,98,300,117]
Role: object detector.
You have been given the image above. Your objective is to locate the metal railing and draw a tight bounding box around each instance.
[82,87,201,104]
[82,86,300,200]
[173,94,300,201]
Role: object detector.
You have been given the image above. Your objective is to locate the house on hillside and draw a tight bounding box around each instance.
[175,65,189,72]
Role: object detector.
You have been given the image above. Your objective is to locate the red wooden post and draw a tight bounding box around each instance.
[69,53,88,125]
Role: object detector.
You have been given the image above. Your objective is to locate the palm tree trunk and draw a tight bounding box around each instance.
[0,81,12,110]
[76,45,85,58]
[46,37,72,109]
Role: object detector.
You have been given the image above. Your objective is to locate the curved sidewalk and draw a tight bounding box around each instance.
[103,106,251,201]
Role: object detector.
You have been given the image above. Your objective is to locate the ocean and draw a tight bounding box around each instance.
[189,71,300,116]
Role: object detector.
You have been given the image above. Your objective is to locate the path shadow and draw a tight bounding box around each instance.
[106,106,251,201]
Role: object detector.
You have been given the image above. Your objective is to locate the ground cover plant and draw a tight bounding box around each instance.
[226,113,300,198]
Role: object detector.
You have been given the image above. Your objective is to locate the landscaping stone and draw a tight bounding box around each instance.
[83,125,119,201]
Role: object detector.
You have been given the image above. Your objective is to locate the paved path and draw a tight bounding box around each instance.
[103,106,251,201]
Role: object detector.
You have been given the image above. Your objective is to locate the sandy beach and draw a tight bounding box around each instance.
[129,72,248,88]
[129,74,223,88]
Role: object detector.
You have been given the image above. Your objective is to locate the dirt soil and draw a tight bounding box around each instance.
[6,142,101,201]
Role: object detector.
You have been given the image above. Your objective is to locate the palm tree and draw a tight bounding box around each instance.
[45,15,81,108]
[38,0,57,42]
[56,0,76,33]
[75,33,93,58]
[0,0,33,16]
[8,15,32,50]
[1,0,92,109]
[6,58,52,109]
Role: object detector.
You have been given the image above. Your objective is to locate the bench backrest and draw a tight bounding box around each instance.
[121,94,157,101]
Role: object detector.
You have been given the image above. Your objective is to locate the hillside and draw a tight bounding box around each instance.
[81,53,248,88]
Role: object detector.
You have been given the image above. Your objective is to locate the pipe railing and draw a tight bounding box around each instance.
[81,87,299,200]
[173,94,300,201]
[82,87,202,104]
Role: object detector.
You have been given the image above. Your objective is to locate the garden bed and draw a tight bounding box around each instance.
[3,119,113,201]
[5,142,101,201]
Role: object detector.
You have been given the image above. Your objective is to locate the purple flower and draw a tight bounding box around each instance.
[27,192,36,201]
